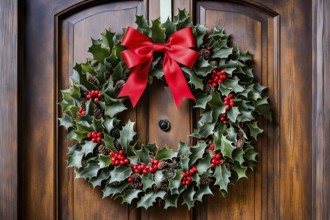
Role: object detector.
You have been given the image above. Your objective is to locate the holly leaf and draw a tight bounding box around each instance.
[195,185,213,202]
[189,142,207,166]
[105,101,126,118]
[194,93,212,109]
[104,117,115,133]
[150,18,166,43]
[168,170,183,195]
[154,170,164,185]
[213,164,231,192]
[163,18,177,37]
[227,106,240,122]
[196,154,211,175]
[135,15,150,35]
[81,141,97,155]
[155,146,178,160]
[67,145,84,168]
[112,63,124,82]
[164,194,179,209]
[233,148,245,165]
[199,111,212,124]
[76,161,100,179]
[137,191,166,209]
[98,155,111,168]
[119,120,136,152]
[194,59,212,77]
[103,133,117,152]
[255,104,272,121]
[76,122,93,134]
[88,40,109,62]
[136,147,151,164]
[245,147,258,161]
[182,186,196,209]
[191,122,215,138]
[208,92,226,122]
[247,121,263,140]
[237,110,254,122]
[219,78,244,96]
[220,135,236,159]
[232,164,248,180]
[102,182,130,198]
[90,169,111,188]
[141,173,154,191]
[178,142,190,157]
[173,9,192,29]
[182,67,204,90]
[101,29,115,50]
[59,114,73,129]
[92,117,104,131]
[123,189,142,204]
[109,166,132,183]
[212,47,233,59]
[143,143,157,155]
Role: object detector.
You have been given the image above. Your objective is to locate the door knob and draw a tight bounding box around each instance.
[159,119,171,132]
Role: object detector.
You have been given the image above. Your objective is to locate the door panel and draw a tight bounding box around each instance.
[196,2,279,219]
[22,0,313,219]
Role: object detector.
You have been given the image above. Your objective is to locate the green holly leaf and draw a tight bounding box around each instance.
[213,164,231,192]
[98,155,111,168]
[81,141,97,155]
[119,120,136,152]
[193,24,207,50]
[182,67,204,90]
[137,191,166,209]
[178,142,190,157]
[189,142,207,166]
[136,147,151,164]
[123,189,142,204]
[88,40,109,62]
[212,47,233,59]
[182,186,196,209]
[92,117,104,131]
[196,154,211,175]
[141,173,154,191]
[237,110,255,122]
[76,160,100,179]
[105,102,127,118]
[163,18,177,37]
[135,15,150,35]
[194,59,212,77]
[219,78,244,96]
[247,121,263,140]
[181,157,190,172]
[173,9,192,29]
[150,18,166,43]
[143,143,157,155]
[233,148,245,165]
[199,111,212,124]
[238,51,252,62]
[109,166,132,183]
[112,63,124,82]
[254,83,267,93]
[195,185,213,202]
[220,135,236,159]
[191,122,215,138]
[208,92,226,122]
[255,104,272,121]
[227,106,240,122]
[154,170,164,185]
[101,29,115,50]
[155,146,178,160]
[103,133,117,152]
[232,164,248,180]
[102,182,130,198]
[168,170,183,195]
[76,122,93,134]
[164,194,179,209]
[104,117,115,133]
[245,147,258,161]
[90,169,111,188]
[70,131,86,142]
[59,114,73,129]
[67,144,84,168]
[194,93,212,109]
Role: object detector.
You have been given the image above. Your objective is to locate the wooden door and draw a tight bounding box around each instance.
[17,0,323,219]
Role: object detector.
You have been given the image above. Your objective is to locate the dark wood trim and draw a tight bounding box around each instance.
[0,0,18,219]
[312,0,330,219]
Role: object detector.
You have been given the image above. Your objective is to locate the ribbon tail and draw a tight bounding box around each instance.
[163,55,195,107]
[118,60,152,107]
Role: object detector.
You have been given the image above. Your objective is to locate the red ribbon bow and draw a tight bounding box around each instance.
[118,27,199,107]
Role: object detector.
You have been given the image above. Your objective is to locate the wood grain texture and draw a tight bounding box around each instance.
[0,0,18,219]
[312,0,330,219]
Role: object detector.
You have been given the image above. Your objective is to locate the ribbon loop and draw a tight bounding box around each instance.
[118,27,199,107]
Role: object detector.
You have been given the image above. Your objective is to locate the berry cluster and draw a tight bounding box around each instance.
[109,150,130,166]
[181,166,197,185]
[78,108,86,117]
[220,113,229,125]
[132,159,160,174]
[224,93,235,110]
[210,153,223,168]
[209,143,215,151]
[86,90,103,104]
[208,69,228,87]
[87,131,102,144]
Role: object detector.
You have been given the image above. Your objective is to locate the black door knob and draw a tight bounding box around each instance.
[159,119,171,132]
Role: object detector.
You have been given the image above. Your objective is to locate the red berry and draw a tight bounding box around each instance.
[87,133,92,138]
[225,105,230,110]
[86,94,91,99]
[218,79,223,84]
[119,150,124,155]
[224,101,229,105]
[209,144,215,150]
[212,83,217,87]
[114,161,120,166]
[153,165,158,170]
[142,169,148,174]
[206,46,211,50]
[215,154,221,160]
[212,70,217,74]
[186,180,191,185]
[128,177,133,182]
[228,94,233,99]
[98,93,103,98]
[94,98,99,103]
[124,159,129,164]
[110,152,115,157]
